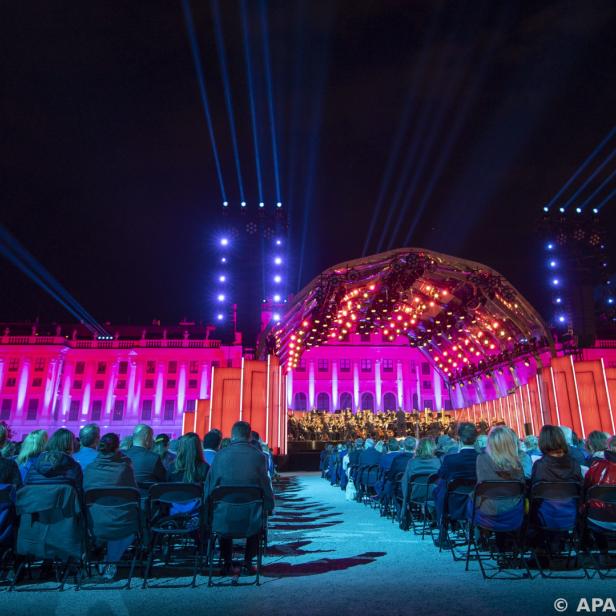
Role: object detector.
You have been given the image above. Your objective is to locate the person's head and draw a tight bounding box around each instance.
[388,438,400,452]
[203,429,222,451]
[558,425,574,446]
[175,432,206,483]
[475,434,488,453]
[98,433,120,455]
[607,436,616,454]
[168,438,180,453]
[0,423,7,449]
[586,430,609,454]
[120,435,133,451]
[415,437,436,459]
[365,438,375,449]
[524,435,539,451]
[47,428,75,455]
[457,422,478,446]
[153,433,170,458]
[231,421,251,442]
[354,438,364,449]
[486,426,521,471]
[220,437,231,449]
[250,431,261,444]
[133,424,154,449]
[375,440,385,453]
[17,429,48,464]
[79,423,100,449]
[539,425,568,456]
[403,436,417,452]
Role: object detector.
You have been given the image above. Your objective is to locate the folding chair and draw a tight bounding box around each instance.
[465,480,530,579]
[83,487,143,589]
[529,481,585,578]
[435,477,476,560]
[583,485,616,579]
[407,473,439,538]
[143,482,204,588]
[359,465,380,506]
[206,485,267,587]
[0,484,17,587]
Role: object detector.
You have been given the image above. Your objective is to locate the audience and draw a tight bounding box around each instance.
[15,429,47,481]
[73,423,100,469]
[400,437,441,521]
[531,425,583,485]
[558,425,587,467]
[584,435,616,530]
[125,424,167,485]
[586,430,609,463]
[152,433,176,472]
[203,429,223,465]
[168,432,209,483]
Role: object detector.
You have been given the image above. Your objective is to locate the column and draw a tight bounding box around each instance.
[415,364,422,410]
[331,361,338,410]
[127,355,138,420]
[131,360,143,421]
[177,361,187,414]
[353,361,359,411]
[61,362,74,422]
[104,360,119,423]
[81,362,94,420]
[16,358,30,419]
[396,360,404,410]
[433,370,442,411]
[286,368,293,408]
[308,360,315,409]
[199,362,209,399]
[154,361,164,421]
[43,358,58,420]
[375,359,382,411]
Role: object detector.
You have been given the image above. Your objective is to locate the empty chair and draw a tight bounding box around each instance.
[584,485,616,579]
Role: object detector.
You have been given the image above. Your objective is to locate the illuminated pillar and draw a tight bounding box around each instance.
[308,360,315,409]
[131,360,142,421]
[0,360,4,400]
[286,368,293,408]
[331,361,338,410]
[199,362,209,399]
[396,360,404,409]
[177,361,187,414]
[16,358,30,418]
[433,371,442,411]
[375,359,382,411]
[353,361,359,411]
[104,361,118,423]
[127,355,137,419]
[475,378,486,403]
[61,362,73,422]
[44,358,58,420]
[154,362,164,420]
[415,364,422,410]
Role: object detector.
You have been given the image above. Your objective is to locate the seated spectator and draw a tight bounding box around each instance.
[153,433,176,472]
[436,434,458,457]
[120,435,133,451]
[251,431,274,476]
[584,435,616,531]
[559,425,587,467]
[524,435,542,461]
[204,421,274,576]
[203,429,222,465]
[433,422,478,524]
[586,431,610,463]
[375,440,386,454]
[388,437,417,479]
[16,429,47,482]
[532,425,583,484]
[125,424,167,485]
[220,437,231,449]
[359,438,382,466]
[84,433,138,581]
[73,423,100,470]
[400,437,441,518]
[475,434,488,454]
[476,426,524,482]
[0,448,21,487]
[379,438,402,475]
[25,427,83,490]
[168,432,209,483]
[517,438,533,480]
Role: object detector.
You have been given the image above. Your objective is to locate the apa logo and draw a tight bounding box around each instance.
[577,599,616,613]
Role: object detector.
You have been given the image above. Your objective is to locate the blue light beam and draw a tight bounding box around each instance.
[561,148,616,211]
[577,168,616,211]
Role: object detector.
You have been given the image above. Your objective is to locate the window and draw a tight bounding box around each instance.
[383,392,397,411]
[293,392,307,411]
[444,400,453,411]
[116,379,126,390]
[163,400,174,421]
[145,379,154,389]
[0,399,11,420]
[424,399,433,410]
[141,400,152,421]
[360,359,372,372]
[75,361,85,375]
[8,358,19,372]
[167,379,176,389]
[339,392,352,409]
[27,399,38,421]
[32,377,43,388]
[361,392,374,411]
[146,361,156,374]
[360,333,371,342]
[421,362,431,375]
[119,361,128,375]
[423,380,432,390]
[97,362,107,374]
[339,359,351,372]
[73,380,82,390]
[112,400,124,421]
[34,357,45,372]
[95,380,104,390]
[5,378,16,388]
[316,392,330,411]
[382,359,394,373]
[317,359,328,372]
[296,359,306,372]
[186,399,197,411]
[168,361,177,374]
[68,400,80,421]
[91,400,102,421]
[189,361,198,374]
[188,379,198,389]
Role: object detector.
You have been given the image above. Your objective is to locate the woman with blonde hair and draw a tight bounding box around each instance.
[477,426,524,481]
[16,429,48,481]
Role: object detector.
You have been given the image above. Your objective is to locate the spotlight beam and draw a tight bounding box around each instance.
[211,0,245,202]
[561,148,616,211]
[240,0,263,203]
[181,0,227,203]
[259,0,282,204]
[0,226,106,335]
[596,187,616,211]
[576,167,616,211]
[543,126,615,211]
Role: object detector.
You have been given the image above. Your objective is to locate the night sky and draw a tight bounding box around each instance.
[2,1,615,342]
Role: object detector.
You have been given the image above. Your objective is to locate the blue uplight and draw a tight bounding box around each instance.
[273,294,281,302]
[552,278,560,286]
[223,201,228,207]
[547,243,554,250]
[593,208,599,214]
[217,313,224,321]
[274,257,282,265]
[276,202,282,208]
[221,257,227,263]
[274,275,282,283]
[273,313,281,322]
[557,315,566,323]
[219,275,226,282]
[555,297,562,304]
[608,298,615,305]
[220,238,228,246]
[575,207,582,213]
[559,207,565,213]
[549,260,557,268]
[217,294,225,302]
[259,202,264,208]
[241,201,247,208]
[543,206,549,212]
[275,239,282,246]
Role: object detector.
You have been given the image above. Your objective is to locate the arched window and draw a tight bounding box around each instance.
[383,392,397,411]
[361,392,374,411]
[339,392,353,410]
[294,392,307,411]
[316,392,330,411]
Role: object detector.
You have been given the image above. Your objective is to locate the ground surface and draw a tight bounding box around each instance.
[1,472,613,616]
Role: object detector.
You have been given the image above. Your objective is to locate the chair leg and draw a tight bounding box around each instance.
[207,536,215,587]
[256,535,262,586]
[465,524,474,572]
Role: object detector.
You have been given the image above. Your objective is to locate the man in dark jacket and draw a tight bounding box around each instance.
[204,421,274,575]
[0,455,21,488]
[125,424,167,485]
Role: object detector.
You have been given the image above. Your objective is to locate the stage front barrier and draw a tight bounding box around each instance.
[181,355,287,455]
[456,357,616,437]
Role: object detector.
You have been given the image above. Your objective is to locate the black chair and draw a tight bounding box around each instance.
[206,485,267,587]
[12,483,86,591]
[0,484,17,587]
[529,481,585,578]
[83,487,143,589]
[143,482,204,588]
[465,480,530,579]
[406,473,439,538]
[436,477,476,560]
[583,485,616,579]
[359,465,380,506]
[381,471,403,520]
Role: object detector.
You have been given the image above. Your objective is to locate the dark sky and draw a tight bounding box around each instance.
[2,1,615,341]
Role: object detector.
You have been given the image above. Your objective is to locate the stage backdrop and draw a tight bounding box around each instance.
[182,355,287,454]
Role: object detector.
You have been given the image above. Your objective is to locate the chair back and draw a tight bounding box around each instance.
[530,481,581,531]
[0,484,16,546]
[208,485,265,539]
[84,487,141,542]
[408,472,438,503]
[469,480,526,532]
[147,482,203,524]
[585,485,616,528]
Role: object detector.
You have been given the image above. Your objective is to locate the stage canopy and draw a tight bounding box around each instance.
[271,248,552,383]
